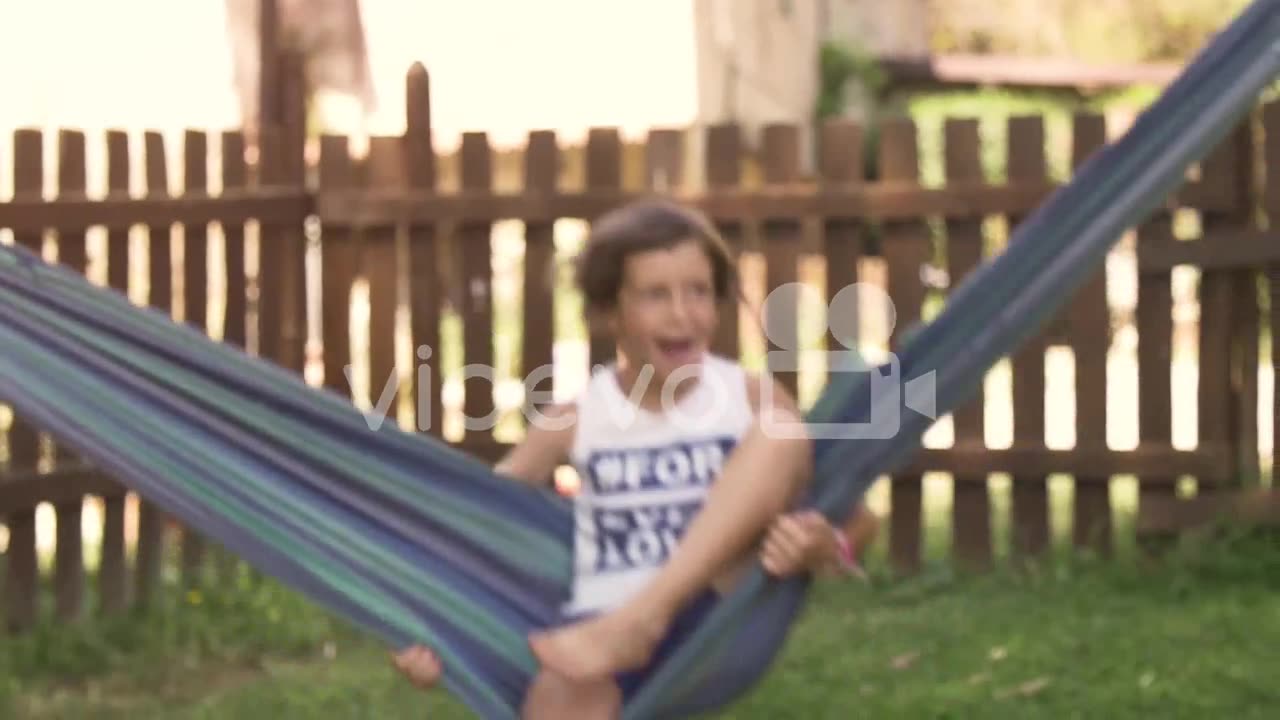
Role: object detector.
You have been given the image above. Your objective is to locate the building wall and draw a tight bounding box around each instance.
[824,0,931,58]
[689,0,823,183]
[0,1,826,188]
[815,0,930,128]
[0,0,242,198]
[347,0,703,152]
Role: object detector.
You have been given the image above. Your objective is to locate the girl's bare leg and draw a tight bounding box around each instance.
[527,408,812,680]
[521,672,620,720]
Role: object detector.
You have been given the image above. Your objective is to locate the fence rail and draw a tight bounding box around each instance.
[1,61,1276,631]
[0,189,309,232]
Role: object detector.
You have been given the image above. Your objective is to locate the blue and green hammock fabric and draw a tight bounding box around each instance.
[2,2,1278,717]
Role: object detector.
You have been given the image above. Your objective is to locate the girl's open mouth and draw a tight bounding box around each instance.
[656,338,699,362]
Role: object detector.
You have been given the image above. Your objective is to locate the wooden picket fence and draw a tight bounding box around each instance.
[1,59,1277,633]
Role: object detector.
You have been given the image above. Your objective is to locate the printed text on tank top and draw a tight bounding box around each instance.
[563,353,753,616]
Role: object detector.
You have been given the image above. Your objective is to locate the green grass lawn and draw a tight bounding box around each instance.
[3,528,1278,719]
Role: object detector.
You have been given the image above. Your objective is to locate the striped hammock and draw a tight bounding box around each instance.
[1,3,1277,717]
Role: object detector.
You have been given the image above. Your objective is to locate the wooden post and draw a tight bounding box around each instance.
[281,51,309,373]
[257,0,282,144]
[405,64,444,438]
[256,50,308,372]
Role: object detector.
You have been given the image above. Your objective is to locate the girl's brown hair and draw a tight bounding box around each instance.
[574,197,737,313]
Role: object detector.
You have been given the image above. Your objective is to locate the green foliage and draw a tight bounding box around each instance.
[906,88,1077,187]
[6,529,1280,717]
[928,0,1256,63]
[1128,0,1258,61]
[815,41,886,122]
[814,41,892,185]
[3,570,352,688]
[891,81,1164,191]
[1264,78,1280,102]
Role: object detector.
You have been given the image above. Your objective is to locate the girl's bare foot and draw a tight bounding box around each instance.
[528,607,668,681]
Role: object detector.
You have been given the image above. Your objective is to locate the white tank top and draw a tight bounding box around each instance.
[562,353,755,616]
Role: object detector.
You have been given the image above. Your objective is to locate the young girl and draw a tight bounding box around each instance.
[393,198,877,717]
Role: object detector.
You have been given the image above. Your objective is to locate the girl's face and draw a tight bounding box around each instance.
[608,240,720,387]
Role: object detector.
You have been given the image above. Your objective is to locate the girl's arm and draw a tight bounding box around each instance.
[743,371,832,575]
[493,403,577,487]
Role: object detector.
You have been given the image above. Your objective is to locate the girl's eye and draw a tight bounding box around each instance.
[684,283,711,299]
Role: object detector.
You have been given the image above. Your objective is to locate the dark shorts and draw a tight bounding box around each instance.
[612,589,721,701]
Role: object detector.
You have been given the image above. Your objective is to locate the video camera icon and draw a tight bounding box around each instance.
[757,282,937,440]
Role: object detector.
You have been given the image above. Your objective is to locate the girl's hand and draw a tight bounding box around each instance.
[760,510,833,577]
[391,645,443,690]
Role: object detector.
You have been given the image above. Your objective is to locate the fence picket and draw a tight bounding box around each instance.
[761,124,803,400]
[585,128,622,369]
[98,130,131,614]
[943,118,992,570]
[364,137,405,433]
[180,130,208,589]
[879,118,928,575]
[1266,102,1280,473]
[1068,113,1113,555]
[1006,116,1051,561]
[134,130,170,607]
[222,131,249,353]
[319,135,359,400]
[3,128,43,632]
[522,131,558,424]
[706,124,743,360]
[1185,125,1253,518]
[53,129,87,621]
